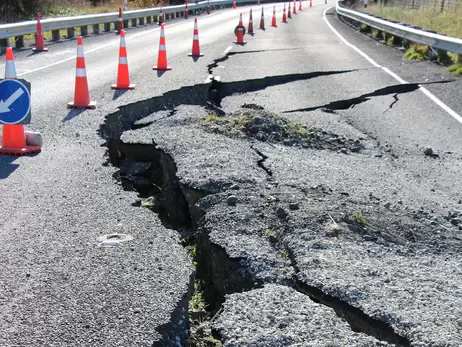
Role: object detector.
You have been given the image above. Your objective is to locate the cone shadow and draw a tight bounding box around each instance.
[157,70,167,77]
[0,155,20,179]
[63,109,86,122]
[112,89,128,100]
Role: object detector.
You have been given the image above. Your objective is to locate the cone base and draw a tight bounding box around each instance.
[153,66,172,71]
[188,53,204,57]
[67,101,97,109]
[233,41,247,45]
[0,145,41,155]
[272,25,278,27]
[32,47,48,52]
[111,84,136,90]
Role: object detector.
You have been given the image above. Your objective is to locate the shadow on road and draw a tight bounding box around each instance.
[63,109,86,122]
[112,89,128,100]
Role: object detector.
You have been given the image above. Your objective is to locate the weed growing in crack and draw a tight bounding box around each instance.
[204,114,219,122]
[278,249,289,258]
[141,196,156,209]
[404,44,430,61]
[190,282,207,313]
[352,211,375,230]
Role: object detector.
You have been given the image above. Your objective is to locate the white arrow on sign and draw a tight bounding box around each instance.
[0,88,25,113]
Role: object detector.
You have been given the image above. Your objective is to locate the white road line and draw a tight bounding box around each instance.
[17,12,220,78]
[224,45,233,55]
[323,7,462,125]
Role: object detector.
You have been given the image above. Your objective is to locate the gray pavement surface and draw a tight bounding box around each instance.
[1,1,462,346]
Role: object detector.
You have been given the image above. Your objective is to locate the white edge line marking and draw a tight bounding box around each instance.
[224,45,233,55]
[323,6,462,125]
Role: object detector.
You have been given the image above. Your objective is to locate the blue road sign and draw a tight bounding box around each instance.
[0,79,31,125]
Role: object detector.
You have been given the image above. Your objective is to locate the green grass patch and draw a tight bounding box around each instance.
[448,63,462,75]
[366,2,462,38]
[404,43,430,61]
[190,282,206,312]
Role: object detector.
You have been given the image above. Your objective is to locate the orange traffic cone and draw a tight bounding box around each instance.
[233,0,237,8]
[299,0,303,10]
[271,6,277,27]
[159,8,164,25]
[116,7,123,35]
[207,0,211,14]
[288,2,292,18]
[188,18,203,57]
[0,48,41,155]
[248,9,254,34]
[32,13,48,52]
[293,0,297,14]
[282,4,287,22]
[257,0,260,4]
[310,0,313,7]
[184,1,189,19]
[234,13,246,45]
[259,7,265,30]
[111,30,135,90]
[67,36,96,109]
[153,24,172,70]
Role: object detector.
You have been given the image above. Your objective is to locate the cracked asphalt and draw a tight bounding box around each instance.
[1,1,462,346]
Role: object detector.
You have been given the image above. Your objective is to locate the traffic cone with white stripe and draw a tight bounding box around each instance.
[248,9,254,34]
[32,13,48,52]
[271,6,277,27]
[67,36,96,109]
[184,1,189,19]
[159,8,164,25]
[282,4,287,23]
[188,18,203,57]
[153,24,172,70]
[116,7,123,35]
[234,13,246,45]
[0,48,41,155]
[111,30,135,90]
[259,7,265,30]
[293,0,297,14]
[299,0,303,11]
[288,2,292,18]
[233,0,237,8]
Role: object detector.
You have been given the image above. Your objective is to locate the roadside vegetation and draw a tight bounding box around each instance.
[354,1,462,75]
[0,0,169,23]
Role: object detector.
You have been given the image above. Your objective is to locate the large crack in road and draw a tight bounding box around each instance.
[99,50,462,346]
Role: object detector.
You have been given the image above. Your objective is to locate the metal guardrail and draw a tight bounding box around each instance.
[0,0,236,40]
[335,1,462,55]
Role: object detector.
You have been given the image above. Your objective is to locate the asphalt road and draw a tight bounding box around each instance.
[1,1,461,346]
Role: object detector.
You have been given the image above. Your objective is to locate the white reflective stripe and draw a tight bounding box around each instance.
[77,45,84,57]
[119,57,128,64]
[5,61,17,79]
[193,35,199,40]
[118,18,122,22]
[159,45,166,50]
[120,38,126,47]
[76,68,86,77]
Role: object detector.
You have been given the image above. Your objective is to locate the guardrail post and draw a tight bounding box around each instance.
[67,27,75,39]
[166,13,170,20]
[0,39,8,53]
[104,23,111,32]
[93,24,100,34]
[123,19,129,28]
[131,18,137,26]
[363,0,368,13]
[52,30,60,41]
[139,17,145,25]
[147,16,152,24]
[15,36,24,48]
[80,25,88,36]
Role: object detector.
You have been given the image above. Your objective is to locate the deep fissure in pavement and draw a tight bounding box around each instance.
[99,68,412,346]
[283,80,454,113]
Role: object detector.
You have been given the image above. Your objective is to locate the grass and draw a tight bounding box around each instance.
[190,282,206,312]
[352,211,374,229]
[366,2,462,38]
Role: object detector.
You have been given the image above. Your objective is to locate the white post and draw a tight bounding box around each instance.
[124,0,128,11]
[364,0,368,13]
